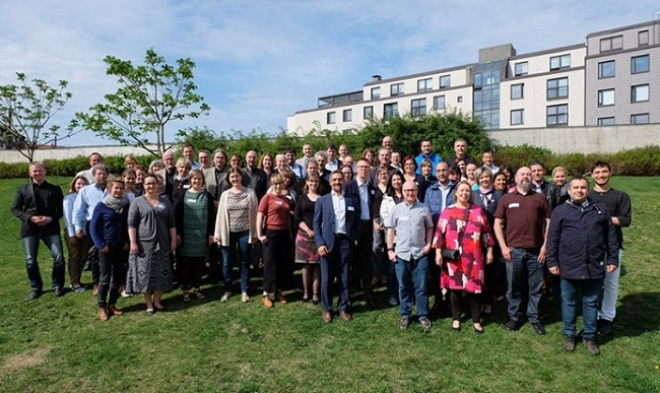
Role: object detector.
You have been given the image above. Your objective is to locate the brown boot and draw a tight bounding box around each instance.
[108,304,123,316]
[98,307,109,321]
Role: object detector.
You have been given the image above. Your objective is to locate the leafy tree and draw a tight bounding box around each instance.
[175,126,220,153]
[75,49,210,156]
[0,72,75,162]
[358,110,492,159]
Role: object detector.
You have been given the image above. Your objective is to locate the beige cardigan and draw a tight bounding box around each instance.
[214,187,258,246]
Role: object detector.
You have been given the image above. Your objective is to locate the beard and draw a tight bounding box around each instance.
[519,181,531,193]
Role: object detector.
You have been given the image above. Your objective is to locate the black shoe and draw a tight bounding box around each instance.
[597,319,612,336]
[54,287,64,297]
[531,321,546,335]
[504,319,521,331]
[29,289,42,300]
[563,336,576,352]
[583,338,600,355]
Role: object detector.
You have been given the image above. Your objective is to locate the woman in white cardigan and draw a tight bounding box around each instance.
[214,167,258,303]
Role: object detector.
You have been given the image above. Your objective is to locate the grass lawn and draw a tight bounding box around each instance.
[0,176,659,392]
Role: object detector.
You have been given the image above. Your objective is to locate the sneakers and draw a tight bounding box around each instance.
[262,296,274,308]
[29,289,42,300]
[531,321,546,335]
[504,319,521,331]
[241,292,250,303]
[54,287,65,297]
[69,284,86,293]
[563,336,576,352]
[583,338,601,355]
[220,292,231,302]
[419,317,432,330]
[400,318,410,330]
[597,319,612,336]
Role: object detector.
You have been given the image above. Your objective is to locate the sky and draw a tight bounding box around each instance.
[1,0,658,147]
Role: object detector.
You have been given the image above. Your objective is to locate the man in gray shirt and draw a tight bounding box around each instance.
[386,181,434,330]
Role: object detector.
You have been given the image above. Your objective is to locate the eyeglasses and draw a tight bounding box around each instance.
[403,189,417,193]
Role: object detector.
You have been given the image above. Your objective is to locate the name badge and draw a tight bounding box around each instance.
[183,184,191,189]
[186,198,197,203]
[508,203,520,208]
[370,190,375,195]
[275,201,283,205]
[347,206,355,211]
[400,216,410,221]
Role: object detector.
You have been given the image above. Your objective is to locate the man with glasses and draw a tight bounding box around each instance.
[386,181,434,330]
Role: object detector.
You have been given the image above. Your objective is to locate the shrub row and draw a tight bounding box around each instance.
[1,144,658,180]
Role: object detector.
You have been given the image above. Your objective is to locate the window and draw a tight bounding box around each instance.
[547,104,568,126]
[632,84,650,103]
[411,98,426,117]
[600,35,623,52]
[383,102,398,119]
[327,111,336,124]
[598,60,615,78]
[371,87,381,100]
[631,113,650,124]
[511,83,524,99]
[363,106,373,119]
[549,54,570,70]
[514,62,528,76]
[598,117,615,126]
[439,75,451,89]
[343,109,352,122]
[631,55,650,74]
[433,95,446,110]
[547,77,568,100]
[598,89,615,107]
[639,30,649,46]
[417,78,432,92]
[391,83,404,96]
[510,109,524,125]
[457,96,463,103]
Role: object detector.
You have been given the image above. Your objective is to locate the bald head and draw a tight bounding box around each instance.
[402,180,418,203]
[515,166,532,193]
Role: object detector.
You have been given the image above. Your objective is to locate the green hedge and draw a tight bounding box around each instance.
[2,145,659,180]
[495,144,660,176]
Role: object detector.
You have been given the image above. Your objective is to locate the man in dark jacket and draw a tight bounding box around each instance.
[11,162,65,299]
[546,176,619,356]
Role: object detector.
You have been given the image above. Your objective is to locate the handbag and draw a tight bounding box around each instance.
[440,208,470,261]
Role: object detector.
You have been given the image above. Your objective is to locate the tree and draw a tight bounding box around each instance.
[357,110,492,158]
[75,49,210,156]
[0,72,75,162]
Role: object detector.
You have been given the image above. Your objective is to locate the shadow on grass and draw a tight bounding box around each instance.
[601,291,660,343]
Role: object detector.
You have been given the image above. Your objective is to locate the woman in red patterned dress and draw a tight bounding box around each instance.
[432,181,494,334]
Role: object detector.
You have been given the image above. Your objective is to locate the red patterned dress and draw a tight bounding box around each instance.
[432,204,494,293]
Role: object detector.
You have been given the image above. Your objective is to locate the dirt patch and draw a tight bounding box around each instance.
[1,347,51,377]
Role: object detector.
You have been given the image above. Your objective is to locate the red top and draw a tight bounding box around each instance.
[258,193,291,231]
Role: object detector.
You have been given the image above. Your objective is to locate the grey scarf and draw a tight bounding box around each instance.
[104,194,129,213]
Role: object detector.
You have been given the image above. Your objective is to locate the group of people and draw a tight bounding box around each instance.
[11,137,631,355]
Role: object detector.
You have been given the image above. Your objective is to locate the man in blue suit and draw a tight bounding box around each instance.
[314,171,361,323]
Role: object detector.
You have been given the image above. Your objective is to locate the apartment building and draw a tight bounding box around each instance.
[286,19,659,136]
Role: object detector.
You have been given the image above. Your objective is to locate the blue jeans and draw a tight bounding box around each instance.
[506,247,544,323]
[395,255,429,319]
[23,233,65,291]
[599,249,622,321]
[221,230,251,293]
[560,278,602,339]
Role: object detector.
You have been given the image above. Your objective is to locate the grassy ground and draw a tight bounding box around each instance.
[0,176,658,392]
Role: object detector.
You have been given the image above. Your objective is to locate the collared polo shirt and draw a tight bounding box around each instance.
[386,200,433,260]
[494,189,551,248]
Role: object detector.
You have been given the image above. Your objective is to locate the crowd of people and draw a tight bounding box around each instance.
[11,137,631,355]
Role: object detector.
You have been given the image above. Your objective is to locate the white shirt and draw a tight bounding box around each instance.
[331,191,347,235]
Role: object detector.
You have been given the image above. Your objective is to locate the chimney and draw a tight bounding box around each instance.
[372,75,382,82]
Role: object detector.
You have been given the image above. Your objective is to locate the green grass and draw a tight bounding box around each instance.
[1,176,659,392]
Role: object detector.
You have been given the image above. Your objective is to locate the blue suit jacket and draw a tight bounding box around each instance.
[313,192,361,253]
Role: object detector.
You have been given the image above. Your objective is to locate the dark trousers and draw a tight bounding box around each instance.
[179,255,204,290]
[355,220,373,299]
[65,232,89,286]
[450,290,481,323]
[97,245,127,307]
[262,229,290,293]
[321,235,352,312]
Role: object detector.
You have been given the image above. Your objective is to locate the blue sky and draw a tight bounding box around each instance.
[1,0,658,146]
